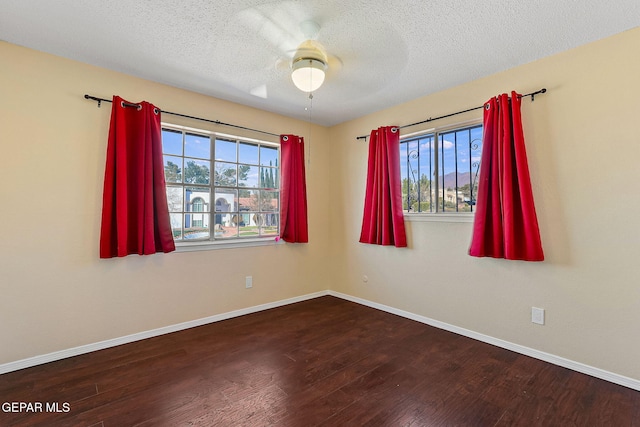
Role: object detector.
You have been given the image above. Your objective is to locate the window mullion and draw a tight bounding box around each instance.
[454,131,459,212]
[181,132,186,239]
[469,128,473,213]
[416,140,421,212]
[434,133,440,213]
[209,135,214,241]
[429,136,433,212]
[404,145,409,211]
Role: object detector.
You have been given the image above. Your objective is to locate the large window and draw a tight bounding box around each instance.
[400,123,483,213]
[162,125,280,243]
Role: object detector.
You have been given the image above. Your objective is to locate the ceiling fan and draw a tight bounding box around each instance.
[237,7,342,96]
[286,20,341,93]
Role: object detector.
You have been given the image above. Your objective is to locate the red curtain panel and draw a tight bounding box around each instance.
[100,96,175,258]
[279,134,308,243]
[359,126,407,247]
[469,92,544,261]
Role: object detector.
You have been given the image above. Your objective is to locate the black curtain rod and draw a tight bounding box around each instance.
[356,88,547,140]
[84,94,280,138]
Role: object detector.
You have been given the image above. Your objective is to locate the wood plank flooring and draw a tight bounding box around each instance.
[1,296,638,426]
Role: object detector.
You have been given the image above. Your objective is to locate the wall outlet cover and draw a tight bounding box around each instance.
[532,307,545,325]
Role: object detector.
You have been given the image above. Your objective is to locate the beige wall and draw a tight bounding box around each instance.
[2,27,640,383]
[328,27,640,381]
[0,41,331,365]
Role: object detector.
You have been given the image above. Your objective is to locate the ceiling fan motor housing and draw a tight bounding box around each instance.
[292,39,328,68]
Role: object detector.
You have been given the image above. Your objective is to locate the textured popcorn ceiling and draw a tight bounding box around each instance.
[1,0,639,126]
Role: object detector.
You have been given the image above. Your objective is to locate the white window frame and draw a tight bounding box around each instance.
[161,123,283,252]
[400,118,483,223]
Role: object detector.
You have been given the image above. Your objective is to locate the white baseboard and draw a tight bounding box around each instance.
[0,291,329,375]
[328,290,640,392]
[3,290,639,392]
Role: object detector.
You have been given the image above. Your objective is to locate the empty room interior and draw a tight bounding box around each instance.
[1,1,640,425]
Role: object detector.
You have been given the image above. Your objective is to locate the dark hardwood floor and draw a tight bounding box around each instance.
[1,296,638,426]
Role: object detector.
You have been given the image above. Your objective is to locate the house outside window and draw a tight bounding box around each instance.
[400,122,483,214]
[162,125,280,244]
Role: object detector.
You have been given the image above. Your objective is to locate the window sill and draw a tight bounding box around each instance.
[175,237,284,252]
[404,212,475,223]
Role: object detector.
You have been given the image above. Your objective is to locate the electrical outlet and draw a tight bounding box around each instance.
[531,307,545,325]
[245,276,253,289]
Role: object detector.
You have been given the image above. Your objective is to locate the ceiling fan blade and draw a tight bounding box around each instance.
[326,54,343,73]
[236,6,304,55]
[249,84,268,99]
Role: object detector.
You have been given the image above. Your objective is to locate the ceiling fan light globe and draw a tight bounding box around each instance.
[291,59,326,92]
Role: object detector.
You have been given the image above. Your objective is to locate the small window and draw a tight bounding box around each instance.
[191,197,205,212]
[162,126,280,244]
[400,123,483,214]
[190,197,205,227]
